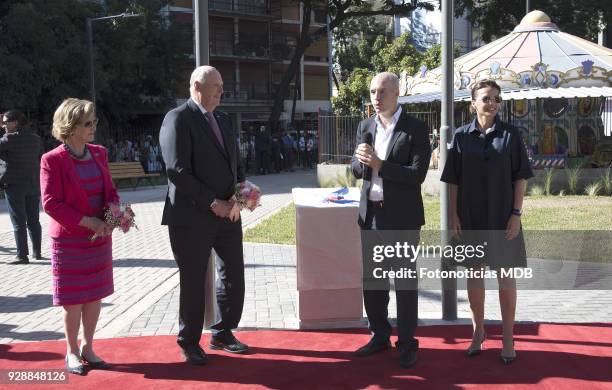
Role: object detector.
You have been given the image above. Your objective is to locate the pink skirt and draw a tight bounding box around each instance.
[51,235,113,306]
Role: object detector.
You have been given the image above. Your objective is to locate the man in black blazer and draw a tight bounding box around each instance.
[0,110,43,264]
[351,72,430,368]
[159,65,248,366]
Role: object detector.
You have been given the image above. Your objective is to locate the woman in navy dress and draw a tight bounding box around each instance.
[441,80,533,364]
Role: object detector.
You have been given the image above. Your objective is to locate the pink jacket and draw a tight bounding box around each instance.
[40,144,120,238]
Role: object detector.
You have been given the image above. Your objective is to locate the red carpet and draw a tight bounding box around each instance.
[1,323,611,389]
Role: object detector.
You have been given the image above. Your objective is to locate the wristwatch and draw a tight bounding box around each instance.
[511,208,522,216]
[210,199,218,210]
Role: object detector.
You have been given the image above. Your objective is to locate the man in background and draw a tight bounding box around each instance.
[0,110,44,264]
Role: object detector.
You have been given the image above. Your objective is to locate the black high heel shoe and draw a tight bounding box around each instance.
[65,355,87,376]
[467,333,487,357]
[500,339,516,364]
[80,348,110,369]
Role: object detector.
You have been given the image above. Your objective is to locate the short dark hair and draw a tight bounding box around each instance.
[3,110,27,127]
[470,80,501,100]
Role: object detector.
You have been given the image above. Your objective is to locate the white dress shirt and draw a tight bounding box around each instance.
[369,105,402,201]
[192,97,209,115]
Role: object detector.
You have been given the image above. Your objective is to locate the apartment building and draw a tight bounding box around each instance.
[168,0,331,134]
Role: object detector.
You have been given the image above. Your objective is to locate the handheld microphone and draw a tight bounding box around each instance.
[362,132,373,181]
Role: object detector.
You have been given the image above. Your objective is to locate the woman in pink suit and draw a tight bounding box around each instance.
[40,98,119,375]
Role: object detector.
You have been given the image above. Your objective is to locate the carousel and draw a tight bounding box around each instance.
[399,10,612,169]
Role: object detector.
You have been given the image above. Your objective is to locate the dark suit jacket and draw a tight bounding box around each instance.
[159,99,245,227]
[351,111,430,229]
[0,128,43,188]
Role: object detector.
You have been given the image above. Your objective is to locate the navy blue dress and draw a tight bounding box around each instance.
[441,116,534,269]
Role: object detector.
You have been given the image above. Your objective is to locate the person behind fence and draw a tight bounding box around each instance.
[271,134,282,173]
[281,130,294,171]
[0,110,44,265]
[255,125,271,174]
[40,98,119,375]
[441,79,533,365]
[306,134,314,169]
[159,65,248,366]
[351,72,430,369]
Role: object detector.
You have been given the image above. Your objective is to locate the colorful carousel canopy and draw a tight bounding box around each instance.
[400,10,612,101]
[398,86,612,104]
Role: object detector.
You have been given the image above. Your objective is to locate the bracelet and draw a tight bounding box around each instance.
[511,208,522,216]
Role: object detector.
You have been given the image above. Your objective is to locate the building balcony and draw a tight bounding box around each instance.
[222,82,272,101]
[209,0,276,19]
[210,39,271,60]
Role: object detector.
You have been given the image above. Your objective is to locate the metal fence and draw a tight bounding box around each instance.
[318,114,363,164]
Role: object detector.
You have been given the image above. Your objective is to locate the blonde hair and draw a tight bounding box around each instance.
[52,98,95,141]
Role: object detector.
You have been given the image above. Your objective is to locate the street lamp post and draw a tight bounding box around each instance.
[440,0,457,321]
[86,13,142,106]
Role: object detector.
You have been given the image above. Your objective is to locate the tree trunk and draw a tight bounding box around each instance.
[268,2,312,130]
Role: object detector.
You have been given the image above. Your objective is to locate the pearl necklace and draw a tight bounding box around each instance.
[63,143,88,159]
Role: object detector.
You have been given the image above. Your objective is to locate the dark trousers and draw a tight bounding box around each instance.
[282,147,293,170]
[256,151,271,174]
[5,184,42,258]
[169,218,245,348]
[361,203,419,351]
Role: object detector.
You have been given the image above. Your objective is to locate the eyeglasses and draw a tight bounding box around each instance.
[81,118,99,128]
[477,96,503,104]
[1,118,15,125]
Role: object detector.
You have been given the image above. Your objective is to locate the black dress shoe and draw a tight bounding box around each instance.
[209,333,249,354]
[9,256,29,265]
[33,252,43,260]
[399,349,417,368]
[81,355,110,369]
[353,337,391,357]
[181,345,209,365]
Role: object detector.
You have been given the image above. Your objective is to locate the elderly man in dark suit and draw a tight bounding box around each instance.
[0,110,43,264]
[159,65,247,366]
[351,72,430,368]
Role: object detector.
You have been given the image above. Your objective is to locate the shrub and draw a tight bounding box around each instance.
[566,167,582,195]
[529,185,545,196]
[601,167,612,196]
[585,181,602,197]
[543,168,556,196]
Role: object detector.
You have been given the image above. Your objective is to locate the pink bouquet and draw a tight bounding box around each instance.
[91,202,138,240]
[235,181,262,211]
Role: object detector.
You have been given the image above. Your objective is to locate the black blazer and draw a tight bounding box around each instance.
[159,99,245,227]
[0,128,43,188]
[351,111,430,229]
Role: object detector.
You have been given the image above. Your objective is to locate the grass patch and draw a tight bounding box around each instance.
[243,203,296,245]
[244,197,612,249]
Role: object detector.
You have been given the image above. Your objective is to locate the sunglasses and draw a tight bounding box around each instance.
[477,96,503,104]
[81,118,99,128]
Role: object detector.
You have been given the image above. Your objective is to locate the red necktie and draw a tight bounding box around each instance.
[206,111,225,149]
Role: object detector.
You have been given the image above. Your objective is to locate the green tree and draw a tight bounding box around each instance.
[0,0,97,125]
[268,0,435,128]
[333,16,388,84]
[331,33,443,115]
[455,0,610,43]
[0,0,188,132]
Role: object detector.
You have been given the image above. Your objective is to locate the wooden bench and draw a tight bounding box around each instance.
[109,162,160,189]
